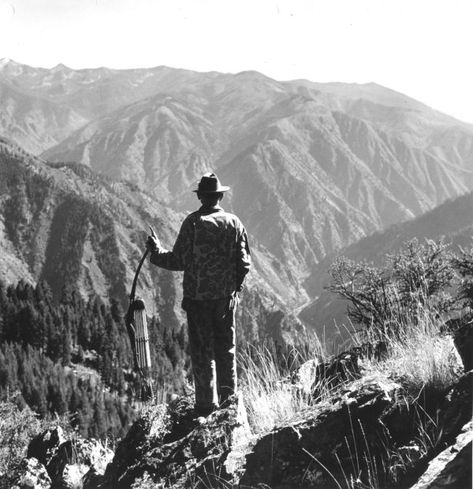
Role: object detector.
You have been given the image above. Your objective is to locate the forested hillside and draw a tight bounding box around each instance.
[0,280,187,438]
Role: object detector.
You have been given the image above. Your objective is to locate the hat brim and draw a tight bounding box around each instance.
[193,186,230,193]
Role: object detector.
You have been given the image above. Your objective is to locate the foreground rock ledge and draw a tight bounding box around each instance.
[101,395,250,488]
[100,372,472,488]
[10,371,472,488]
[240,376,401,488]
[410,421,472,489]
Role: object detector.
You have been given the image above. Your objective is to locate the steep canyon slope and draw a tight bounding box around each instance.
[300,190,473,344]
[0,137,300,345]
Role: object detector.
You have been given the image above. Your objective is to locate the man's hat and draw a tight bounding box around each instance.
[193,172,230,193]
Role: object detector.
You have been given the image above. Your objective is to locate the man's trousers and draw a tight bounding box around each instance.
[183,296,237,415]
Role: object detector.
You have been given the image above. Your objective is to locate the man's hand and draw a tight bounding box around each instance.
[146,235,160,252]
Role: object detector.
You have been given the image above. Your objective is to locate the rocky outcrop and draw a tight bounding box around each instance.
[396,371,473,489]
[102,395,250,488]
[16,427,113,489]
[9,364,471,489]
[240,376,402,488]
[96,355,470,489]
[47,438,113,488]
[27,427,67,468]
[409,421,472,489]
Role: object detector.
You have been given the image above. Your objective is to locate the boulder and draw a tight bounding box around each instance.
[47,437,113,481]
[47,438,113,489]
[438,371,473,446]
[26,427,113,489]
[293,341,388,396]
[27,427,66,468]
[10,457,51,489]
[102,394,250,488]
[53,464,88,489]
[81,467,104,489]
[239,376,401,489]
[453,321,473,372]
[409,421,472,489]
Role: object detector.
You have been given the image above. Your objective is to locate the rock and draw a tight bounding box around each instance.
[293,358,320,395]
[54,464,88,489]
[101,401,171,487]
[239,376,401,488]
[453,320,473,372]
[81,467,104,489]
[294,342,388,396]
[47,438,113,489]
[394,371,473,488]
[10,457,51,489]
[317,347,363,386]
[438,371,473,446]
[409,421,472,489]
[26,427,113,489]
[27,427,66,467]
[102,394,250,488]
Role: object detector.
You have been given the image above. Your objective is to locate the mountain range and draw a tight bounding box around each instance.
[0,136,302,347]
[0,58,472,343]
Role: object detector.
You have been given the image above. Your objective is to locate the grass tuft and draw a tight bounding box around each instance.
[356,307,462,393]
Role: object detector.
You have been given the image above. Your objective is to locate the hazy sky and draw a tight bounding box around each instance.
[1,0,472,123]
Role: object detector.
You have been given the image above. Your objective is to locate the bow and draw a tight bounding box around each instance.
[125,226,156,400]
[126,248,149,375]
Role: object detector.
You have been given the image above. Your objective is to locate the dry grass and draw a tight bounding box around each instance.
[238,303,461,438]
[356,307,462,393]
[238,339,338,435]
[238,346,304,434]
[234,301,461,488]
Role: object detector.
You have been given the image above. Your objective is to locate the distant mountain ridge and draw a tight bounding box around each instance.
[1,58,472,310]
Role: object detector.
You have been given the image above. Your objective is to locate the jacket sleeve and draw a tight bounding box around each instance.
[150,217,193,271]
[236,225,251,291]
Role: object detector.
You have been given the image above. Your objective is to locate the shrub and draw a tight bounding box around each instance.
[0,392,43,477]
[327,239,456,338]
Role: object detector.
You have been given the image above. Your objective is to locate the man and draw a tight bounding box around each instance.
[146,172,251,415]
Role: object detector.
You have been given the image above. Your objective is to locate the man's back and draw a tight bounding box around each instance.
[187,207,249,299]
[150,205,251,300]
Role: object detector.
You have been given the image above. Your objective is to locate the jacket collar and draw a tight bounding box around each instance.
[198,204,223,215]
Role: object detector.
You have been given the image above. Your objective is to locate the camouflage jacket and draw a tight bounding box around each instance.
[150,205,251,300]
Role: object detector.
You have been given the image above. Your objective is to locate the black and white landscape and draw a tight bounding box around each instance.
[0,58,472,488]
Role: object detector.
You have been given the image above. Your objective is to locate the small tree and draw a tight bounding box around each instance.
[390,239,456,316]
[327,257,398,333]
